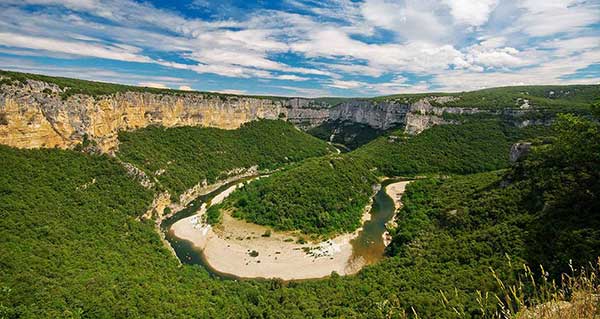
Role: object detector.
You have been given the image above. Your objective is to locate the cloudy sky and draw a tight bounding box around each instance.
[0,0,598,97]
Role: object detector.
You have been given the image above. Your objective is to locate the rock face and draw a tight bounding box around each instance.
[0,78,499,152]
[0,79,296,152]
[329,100,409,130]
[510,142,532,162]
[404,97,481,134]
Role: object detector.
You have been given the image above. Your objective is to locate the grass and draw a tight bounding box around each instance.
[438,257,600,319]
[506,259,599,319]
[0,69,286,100]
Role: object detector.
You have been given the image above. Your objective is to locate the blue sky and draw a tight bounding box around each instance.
[0,0,598,97]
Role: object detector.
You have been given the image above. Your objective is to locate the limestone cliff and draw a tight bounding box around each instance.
[404,96,481,134]
[0,79,302,152]
[0,77,513,153]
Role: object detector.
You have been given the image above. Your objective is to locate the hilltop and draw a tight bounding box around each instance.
[1,70,597,152]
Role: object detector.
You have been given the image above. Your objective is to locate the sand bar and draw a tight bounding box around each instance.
[171,182,371,280]
[382,181,410,246]
[385,181,410,210]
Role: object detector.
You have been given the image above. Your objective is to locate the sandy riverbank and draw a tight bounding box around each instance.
[382,181,410,246]
[385,181,410,210]
[170,182,371,280]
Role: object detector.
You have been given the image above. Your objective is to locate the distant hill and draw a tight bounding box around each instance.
[2,69,598,109]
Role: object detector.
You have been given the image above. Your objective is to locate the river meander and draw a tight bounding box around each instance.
[162,178,401,280]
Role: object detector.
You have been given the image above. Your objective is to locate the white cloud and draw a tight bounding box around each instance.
[540,37,600,56]
[0,0,599,96]
[514,0,600,36]
[275,75,309,81]
[277,85,333,97]
[215,89,247,95]
[460,43,534,71]
[327,79,364,89]
[0,57,189,86]
[179,85,193,91]
[138,82,169,89]
[443,0,498,26]
[0,32,152,63]
[432,49,600,91]
[361,0,449,42]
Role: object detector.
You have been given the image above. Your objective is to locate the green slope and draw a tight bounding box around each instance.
[2,114,598,318]
[0,114,598,318]
[117,119,335,198]
[208,155,377,236]
[351,118,553,177]
[209,119,552,237]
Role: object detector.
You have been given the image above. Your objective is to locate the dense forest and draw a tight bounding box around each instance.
[208,156,377,236]
[117,120,334,198]
[352,118,552,177]
[207,118,552,237]
[1,114,598,318]
[307,120,390,150]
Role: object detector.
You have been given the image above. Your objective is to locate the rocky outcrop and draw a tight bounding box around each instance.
[510,142,532,162]
[0,80,299,152]
[283,98,330,130]
[2,77,544,152]
[404,97,481,134]
[329,100,409,130]
[142,166,260,221]
[121,161,155,189]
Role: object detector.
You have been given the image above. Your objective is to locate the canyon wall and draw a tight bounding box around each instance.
[0,79,298,152]
[0,78,495,152]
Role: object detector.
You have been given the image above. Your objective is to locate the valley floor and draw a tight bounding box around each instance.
[170,180,408,280]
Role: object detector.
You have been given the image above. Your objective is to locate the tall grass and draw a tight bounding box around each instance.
[435,256,600,318]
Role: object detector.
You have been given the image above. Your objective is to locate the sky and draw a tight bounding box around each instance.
[0,0,598,97]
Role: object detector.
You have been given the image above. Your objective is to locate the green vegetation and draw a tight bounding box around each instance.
[380,85,600,111]
[442,85,600,110]
[209,156,377,236]
[0,69,286,100]
[0,114,598,318]
[308,120,391,150]
[2,70,599,317]
[208,118,552,236]
[385,114,600,316]
[117,119,334,198]
[352,118,553,177]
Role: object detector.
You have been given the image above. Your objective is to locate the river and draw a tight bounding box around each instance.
[162,178,400,280]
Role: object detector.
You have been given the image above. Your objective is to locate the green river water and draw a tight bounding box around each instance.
[162,178,398,280]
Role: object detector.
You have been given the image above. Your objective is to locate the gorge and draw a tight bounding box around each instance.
[0,70,540,153]
[1,70,599,318]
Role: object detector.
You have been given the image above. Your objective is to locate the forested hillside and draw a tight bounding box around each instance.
[1,114,597,318]
[307,120,389,150]
[380,85,600,110]
[117,120,334,197]
[208,119,553,236]
[352,118,552,177]
[208,155,377,236]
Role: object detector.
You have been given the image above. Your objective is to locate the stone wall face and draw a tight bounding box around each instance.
[0,80,290,152]
[1,79,508,152]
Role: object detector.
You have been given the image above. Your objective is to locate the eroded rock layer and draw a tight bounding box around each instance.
[0,78,490,152]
